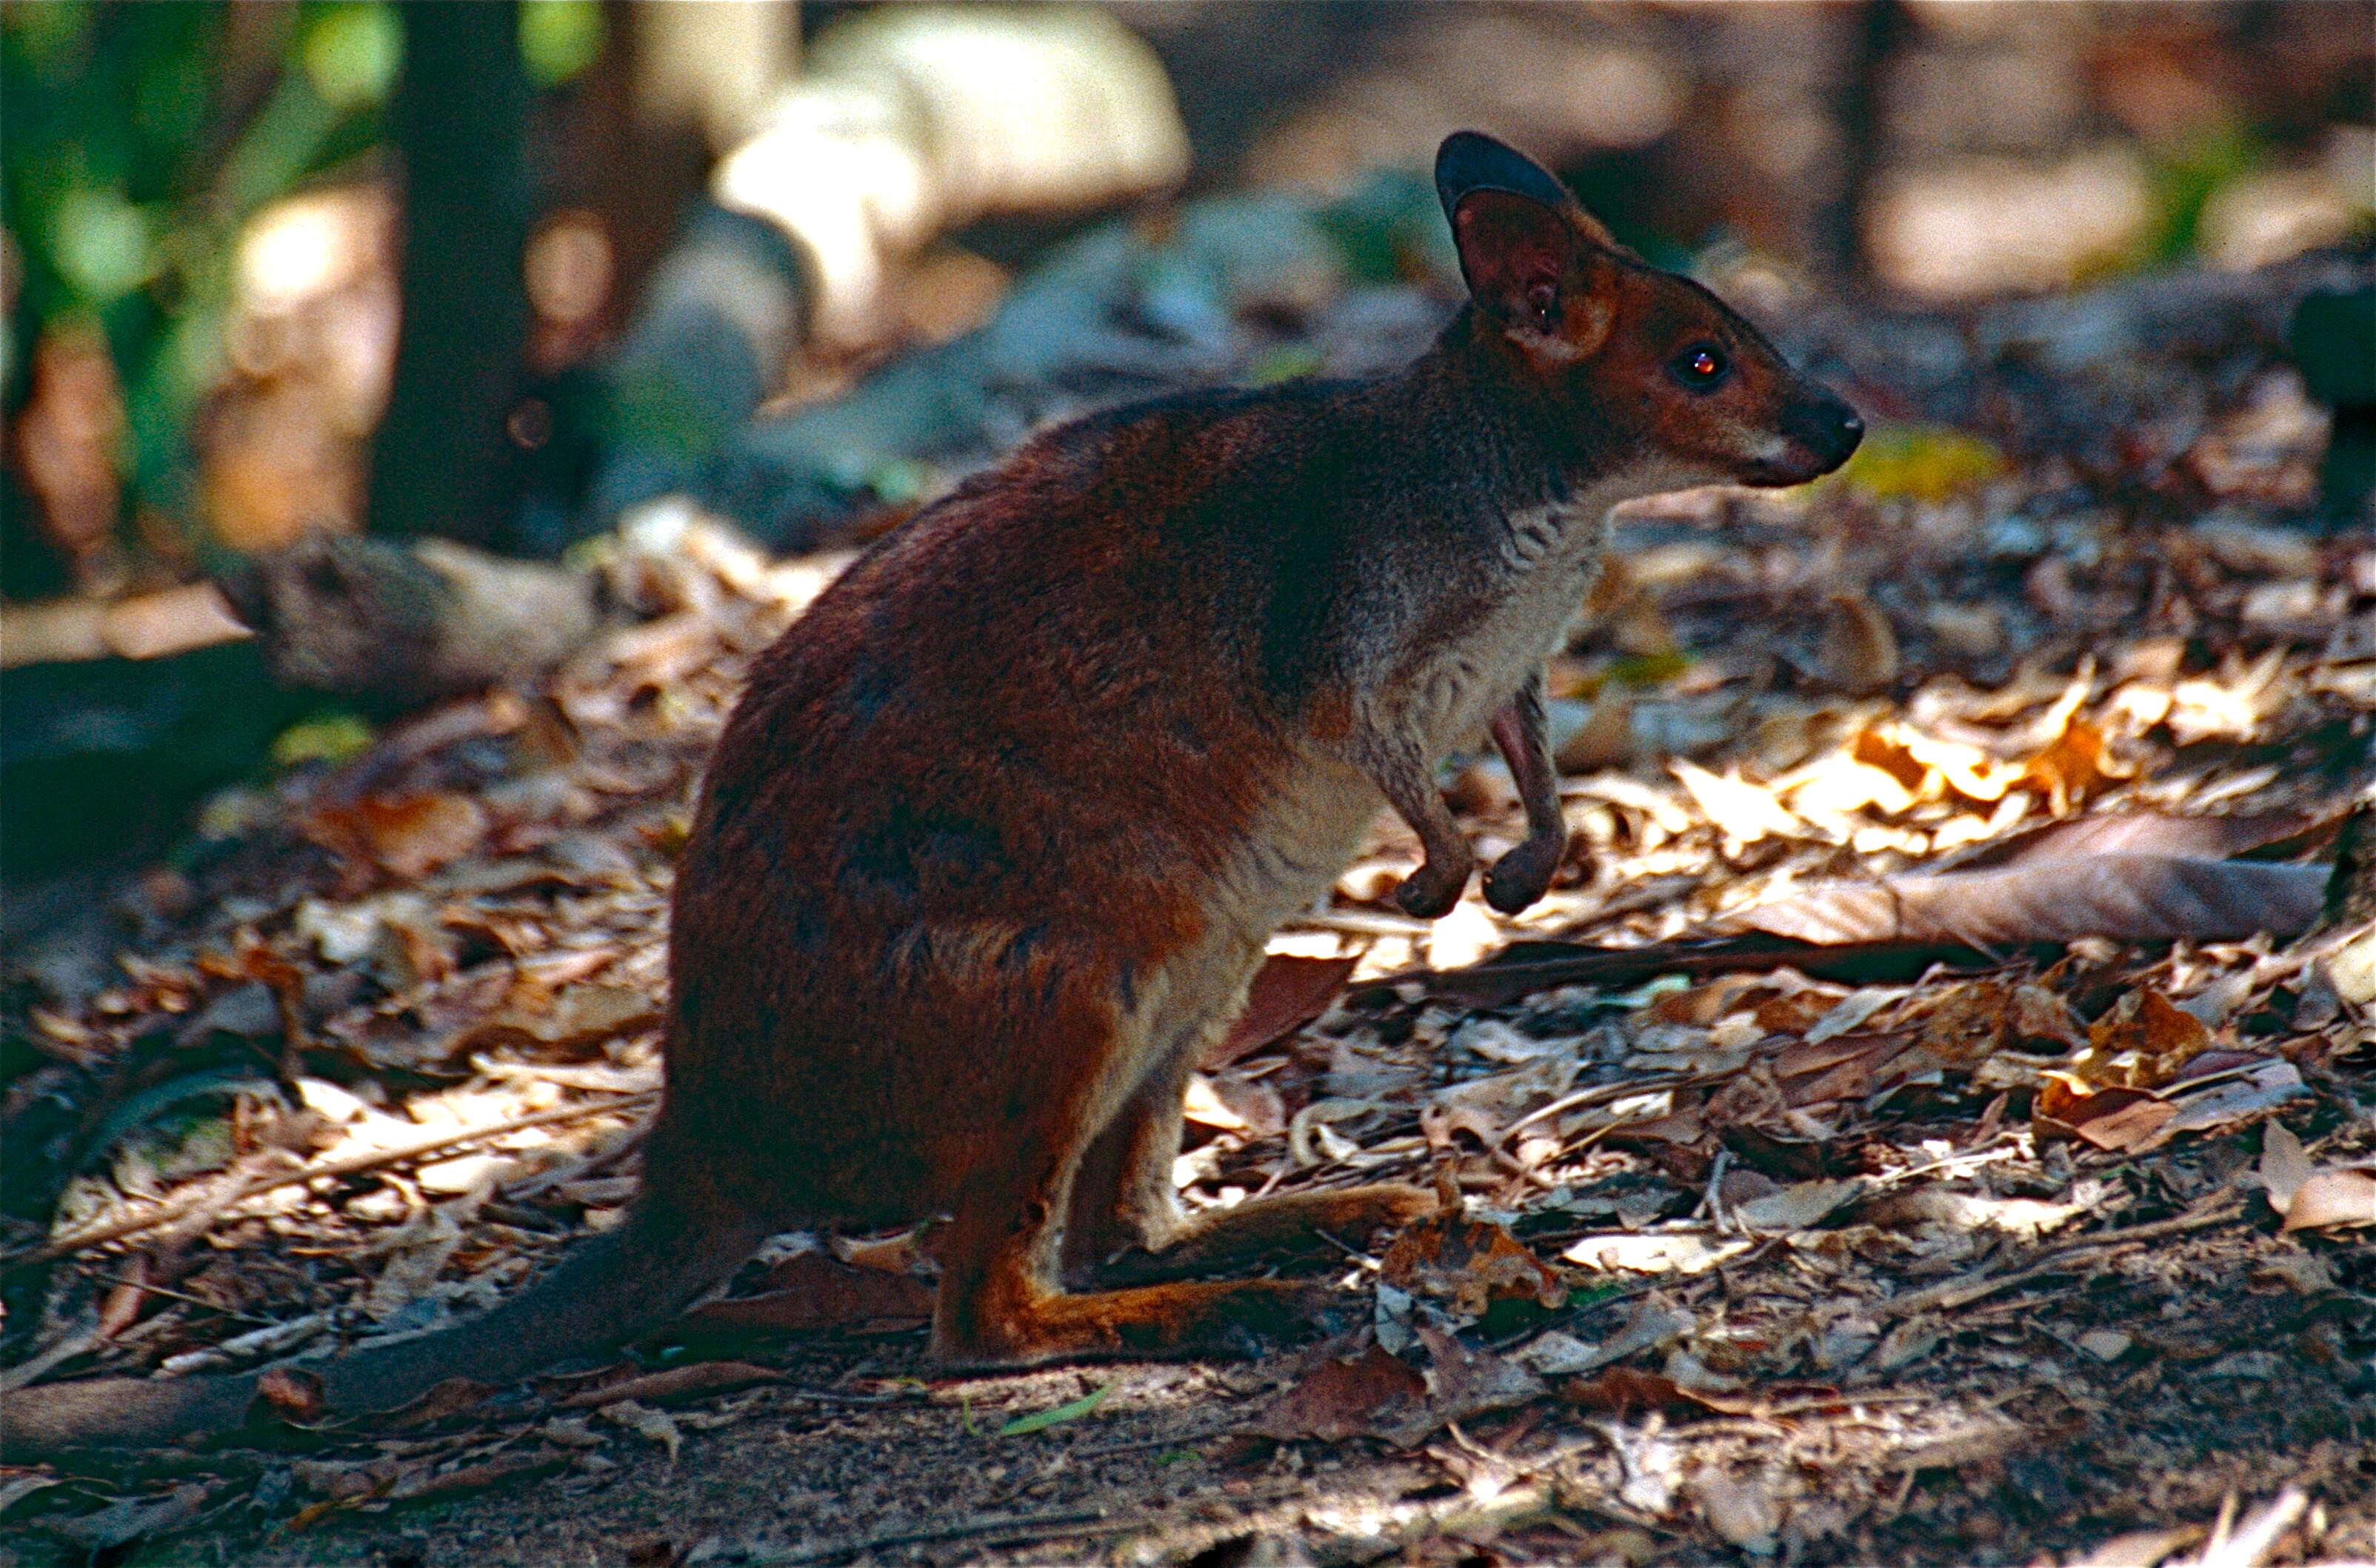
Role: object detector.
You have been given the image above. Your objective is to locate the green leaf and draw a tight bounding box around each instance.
[1835,424,2005,504]
[997,1377,1118,1437]
[521,0,604,89]
[1247,345,1324,386]
[301,3,402,110]
[270,710,376,769]
[52,187,156,301]
[1609,650,1693,688]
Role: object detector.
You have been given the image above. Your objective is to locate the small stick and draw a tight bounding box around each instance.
[2199,1486,2309,1568]
[4,1092,658,1274]
[750,1504,1112,1564]
[1877,1196,2243,1321]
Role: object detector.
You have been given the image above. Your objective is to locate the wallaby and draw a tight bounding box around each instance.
[1,132,1860,1457]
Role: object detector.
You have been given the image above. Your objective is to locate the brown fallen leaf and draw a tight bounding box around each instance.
[1255,1341,1429,1442]
[1415,834,2332,1006]
[308,791,490,880]
[43,1481,210,1554]
[2019,717,2130,814]
[2035,1083,2178,1153]
[2282,1168,2376,1232]
[1561,1365,1698,1418]
[1938,810,2315,872]
[1381,1212,1566,1318]
[2258,1123,2313,1212]
[1379,1326,1546,1447]
[1205,953,1358,1070]
[1818,590,1899,695]
[2067,989,2212,1090]
[454,985,664,1060]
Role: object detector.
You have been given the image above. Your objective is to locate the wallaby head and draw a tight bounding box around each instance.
[1435,130,1861,490]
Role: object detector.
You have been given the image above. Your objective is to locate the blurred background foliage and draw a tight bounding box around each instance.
[4,0,2369,598]
[0,1,2369,885]
[1,1,614,600]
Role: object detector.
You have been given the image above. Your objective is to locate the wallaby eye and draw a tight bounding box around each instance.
[1672,344,1728,390]
[1524,281,1558,331]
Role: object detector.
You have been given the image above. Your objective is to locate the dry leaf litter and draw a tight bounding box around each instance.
[2,296,2373,1568]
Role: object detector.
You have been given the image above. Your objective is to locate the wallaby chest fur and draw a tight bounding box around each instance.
[1,133,1860,1458]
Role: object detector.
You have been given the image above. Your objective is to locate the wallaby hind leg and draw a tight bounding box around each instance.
[1089,1184,1436,1289]
[1058,1043,1195,1283]
[930,1141,1325,1369]
[1060,1044,1432,1291]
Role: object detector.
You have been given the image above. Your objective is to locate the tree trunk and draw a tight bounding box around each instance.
[368,1,532,548]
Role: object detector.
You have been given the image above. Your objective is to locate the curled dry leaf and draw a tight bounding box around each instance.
[1818,590,1899,695]
[599,1400,684,1462]
[455,985,664,1060]
[2070,989,2210,1090]
[2257,1123,2312,1212]
[2280,1168,2376,1232]
[1380,1212,1567,1318]
[308,792,490,880]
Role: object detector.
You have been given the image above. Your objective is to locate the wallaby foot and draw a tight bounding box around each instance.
[1092,1181,1435,1287]
[930,1275,1333,1368]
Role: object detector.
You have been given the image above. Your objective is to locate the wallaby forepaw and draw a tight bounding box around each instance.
[1482,836,1564,914]
[1393,859,1470,920]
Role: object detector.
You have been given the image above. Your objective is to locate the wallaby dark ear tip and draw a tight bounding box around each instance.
[1434,130,1574,223]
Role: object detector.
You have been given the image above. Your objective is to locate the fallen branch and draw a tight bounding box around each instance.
[4,1092,656,1275]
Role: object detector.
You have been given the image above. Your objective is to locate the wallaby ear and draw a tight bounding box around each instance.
[1435,132,1616,353]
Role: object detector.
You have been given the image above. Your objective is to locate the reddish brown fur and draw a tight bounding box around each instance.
[1,133,1859,1455]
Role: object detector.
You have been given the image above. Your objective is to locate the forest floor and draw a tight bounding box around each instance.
[2,252,2373,1567]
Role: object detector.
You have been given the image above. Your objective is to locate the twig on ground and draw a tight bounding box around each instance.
[750,1504,1112,1564]
[5,1092,658,1274]
[1878,1195,2247,1321]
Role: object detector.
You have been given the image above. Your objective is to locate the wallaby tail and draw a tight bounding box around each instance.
[0,1195,768,1461]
